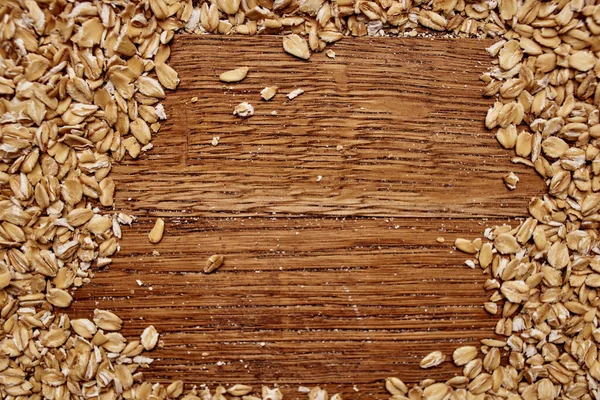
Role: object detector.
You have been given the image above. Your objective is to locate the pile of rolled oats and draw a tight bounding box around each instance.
[0,0,599,399]
[0,0,178,397]
[388,1,600,399]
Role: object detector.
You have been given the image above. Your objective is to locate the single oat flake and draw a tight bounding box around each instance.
[287,88,305,100]
[148,218,165,244]
[503,172,519,190]
[233,102,254,118]
[205,254,224,273]
[219,67,249,82]
[261,86,279,101]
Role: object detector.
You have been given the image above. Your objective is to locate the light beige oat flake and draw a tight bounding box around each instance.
[568,51,597,72]
[287,89,304,100]
[452,346,478,366]
[93,309,123,331]
[148,218,165,244]
[205,254,224,273]
[385,377,408,395]
[232,102,253,118]
[141,325,159,350]
[420,351,445,369]
[46,288,73,308]
[219,67,249,82]
[454,238,477,254]
[422,382,449,400]
[494,233,519,254]
[217,0,241,14]
[261,86,278,101]
[500,280,530,303]
[282,34,311,60]
[228,384,253,396]
[156,62,180,90]
[483,302,498,314]
[503,172,519,190]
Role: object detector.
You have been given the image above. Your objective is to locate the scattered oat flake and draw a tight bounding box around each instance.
[287,88,304,100]
[205,254,224,273]
[148,218,165,244]
[261,86,278,101]
[140,325,159,351]
[211,136,220,146]
[219,67,249,83]
[282,34,311,60]
[326,49,336,59]
[503,171,519,190]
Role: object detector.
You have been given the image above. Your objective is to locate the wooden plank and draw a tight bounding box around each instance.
[113,36,545,218]
[69,36,545,398]
[72,216,502,395]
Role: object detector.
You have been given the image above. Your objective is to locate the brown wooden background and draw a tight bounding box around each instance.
[69,36,545,398]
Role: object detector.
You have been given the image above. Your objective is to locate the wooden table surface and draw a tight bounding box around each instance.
[69,36,545,398]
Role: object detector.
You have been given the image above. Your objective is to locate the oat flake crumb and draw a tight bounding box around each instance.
[155,103,167,120]
[233,102,254,118]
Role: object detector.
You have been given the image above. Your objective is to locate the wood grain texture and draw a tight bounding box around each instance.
[69,36,546,398]
[114,36,545,218]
